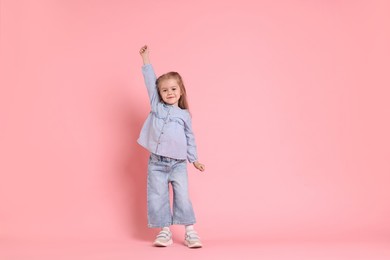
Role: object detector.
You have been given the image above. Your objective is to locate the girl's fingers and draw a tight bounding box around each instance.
[139,45,148,54]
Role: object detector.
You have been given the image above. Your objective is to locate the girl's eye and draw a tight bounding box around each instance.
[172,88,176,91]
[162,90,167,92]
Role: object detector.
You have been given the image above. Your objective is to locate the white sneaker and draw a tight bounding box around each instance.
[153,229,173,247]
[184,230,202,248]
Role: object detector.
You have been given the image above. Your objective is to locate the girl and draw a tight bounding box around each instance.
[137,45,205,248]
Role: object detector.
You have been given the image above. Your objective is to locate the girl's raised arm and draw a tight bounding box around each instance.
[139,45,158,107]
[139,45,151,65]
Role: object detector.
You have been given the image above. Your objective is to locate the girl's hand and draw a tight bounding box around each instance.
[139,45,150,65]
[193,161,205,172]
[139,45,149,56]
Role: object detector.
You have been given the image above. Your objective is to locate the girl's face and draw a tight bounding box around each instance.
[159,78,182,106]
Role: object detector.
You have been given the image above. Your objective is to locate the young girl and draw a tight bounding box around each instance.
[137,45,205,248]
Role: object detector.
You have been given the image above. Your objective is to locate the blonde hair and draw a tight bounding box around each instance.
[156,72,189,110]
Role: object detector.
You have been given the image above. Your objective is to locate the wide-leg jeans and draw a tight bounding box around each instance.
[147,153,196,228]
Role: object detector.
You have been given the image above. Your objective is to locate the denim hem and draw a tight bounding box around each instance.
[148,223,172,228]
[172,220,196,226]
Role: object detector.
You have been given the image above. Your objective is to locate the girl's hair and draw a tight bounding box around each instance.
[156,72,189,110]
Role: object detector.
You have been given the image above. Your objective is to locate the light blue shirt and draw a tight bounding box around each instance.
[137,64,198,163]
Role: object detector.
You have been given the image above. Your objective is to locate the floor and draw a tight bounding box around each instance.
[1,239,389,260]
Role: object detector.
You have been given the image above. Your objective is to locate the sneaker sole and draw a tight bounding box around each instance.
[153,239,173,247]
[184,240,202,248]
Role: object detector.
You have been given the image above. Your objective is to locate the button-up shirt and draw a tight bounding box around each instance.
[137,64,198,163]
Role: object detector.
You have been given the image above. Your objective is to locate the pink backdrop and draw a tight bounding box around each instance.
[1,0,390,245]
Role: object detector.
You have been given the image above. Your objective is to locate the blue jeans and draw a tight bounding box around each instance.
[147,153,196,228]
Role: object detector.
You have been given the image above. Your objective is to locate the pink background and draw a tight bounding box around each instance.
[1,0,390,258]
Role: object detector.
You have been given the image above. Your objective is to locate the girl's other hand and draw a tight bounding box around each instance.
[193,161,205,172]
